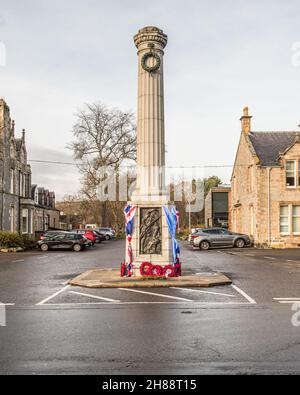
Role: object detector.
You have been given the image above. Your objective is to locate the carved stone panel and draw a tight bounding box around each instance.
[140,207,162,255]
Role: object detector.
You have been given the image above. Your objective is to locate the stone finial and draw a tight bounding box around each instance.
[240,106,252,134]
[22,128,25,140]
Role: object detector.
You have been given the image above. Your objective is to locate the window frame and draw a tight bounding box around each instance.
[280,205,290,235]
[292,205,300,235]
[10,169,15,194]
[286,160,297,188]
[21,209,29,234]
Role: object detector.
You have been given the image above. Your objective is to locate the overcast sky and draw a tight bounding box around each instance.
[0,0,300,199]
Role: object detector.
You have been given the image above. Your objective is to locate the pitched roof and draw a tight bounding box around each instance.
[248,131,300,166]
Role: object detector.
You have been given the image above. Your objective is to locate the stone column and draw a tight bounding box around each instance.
[126,27,173,277]
[132,26,168,201]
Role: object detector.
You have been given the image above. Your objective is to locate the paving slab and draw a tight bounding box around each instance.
[69,269,232,288]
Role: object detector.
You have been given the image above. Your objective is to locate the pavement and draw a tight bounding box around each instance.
[69,268,231,288]
[0,240,300,374]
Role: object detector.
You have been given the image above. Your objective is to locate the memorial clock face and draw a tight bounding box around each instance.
[141,52,161,73]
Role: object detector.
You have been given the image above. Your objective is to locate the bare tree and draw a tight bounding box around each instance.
[69,103,136,226]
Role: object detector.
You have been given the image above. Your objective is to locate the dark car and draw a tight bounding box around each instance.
[93,230,106,243]
[191,228,252,250]
[37,232,87,252]
[39,230,66,241]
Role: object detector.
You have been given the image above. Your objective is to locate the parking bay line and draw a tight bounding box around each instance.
[0,303,15,306]
[41,301,254,306]
[36,285,71,305]
[118,288,193,302]
[69,291,120,303]
[231,285,257,304]
[274,298,300,304]
[171,287,236,298]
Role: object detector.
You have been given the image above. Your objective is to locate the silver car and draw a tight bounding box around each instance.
[191,228,252,250]
[97,227,116,241]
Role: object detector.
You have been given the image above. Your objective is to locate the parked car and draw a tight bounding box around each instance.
[74,229,97,245]
[40,230,66,241]
[37,232,87,252]
[93,230,106,243]
[191,228,252,250]
[97,227,116,241]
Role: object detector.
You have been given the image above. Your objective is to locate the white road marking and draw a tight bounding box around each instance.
[37,256,49,260]
[12,259,24,263]
[287,260,300,263]
[118,288,193,302]
[69,291,120,303]
[36,285,71,305]
[1,303,15,306]
[39,301,254,306]
[264,256,276,260]
[278,301,300,304]
[231,285,256,304]
[171,287,236,298]
[273,298,300,300]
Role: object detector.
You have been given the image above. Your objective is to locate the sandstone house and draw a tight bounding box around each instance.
[231,107,300,248]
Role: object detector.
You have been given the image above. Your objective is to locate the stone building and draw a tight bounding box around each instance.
[31,186,60,233]
[205,185,231,228]
[0,99,34,234]
[0,99,59,236]
[231,107,300,248]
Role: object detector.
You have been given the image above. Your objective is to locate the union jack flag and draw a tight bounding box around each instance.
[124,205,137,236]
[124,205,137,276]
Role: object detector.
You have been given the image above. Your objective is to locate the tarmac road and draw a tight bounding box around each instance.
[0,240,300,375]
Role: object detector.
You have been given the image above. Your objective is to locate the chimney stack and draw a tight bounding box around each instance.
[240,106,252,134]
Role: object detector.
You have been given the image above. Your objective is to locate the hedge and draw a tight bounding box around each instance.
[0,231,25,249]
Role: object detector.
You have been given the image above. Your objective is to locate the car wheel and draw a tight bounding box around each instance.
[73,244,82,252]
[235,238,245,248]
[40,244,49,252]
[105,235,110,241]
[199,240,210,250]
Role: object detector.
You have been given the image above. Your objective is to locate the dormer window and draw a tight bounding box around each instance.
[286,160,296,187]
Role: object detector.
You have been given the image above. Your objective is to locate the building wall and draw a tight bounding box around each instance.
[0,99,32,233]
[232,131,300,248]
[231,132,259,240]
[205,187,230,228]
[256,143,300,247]
[1,100,60,236]
[204,190,213,227]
